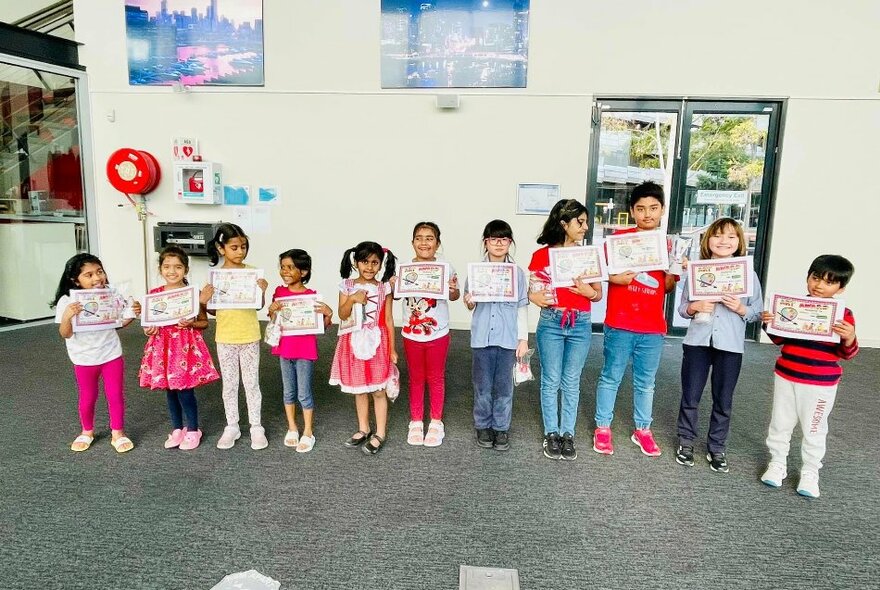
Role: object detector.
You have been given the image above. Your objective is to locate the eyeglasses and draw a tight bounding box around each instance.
[485,237,512,245]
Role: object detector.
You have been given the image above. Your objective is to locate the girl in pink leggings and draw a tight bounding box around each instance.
[53,253,139,453]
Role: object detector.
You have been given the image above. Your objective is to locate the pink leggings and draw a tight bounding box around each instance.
[403,335,450,421]
[73,356,125,431]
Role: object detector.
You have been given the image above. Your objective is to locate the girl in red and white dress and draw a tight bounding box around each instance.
[139,246,219,451]
[329,241,397,455]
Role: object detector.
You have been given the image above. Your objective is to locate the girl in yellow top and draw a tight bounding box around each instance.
[203,223,269,450]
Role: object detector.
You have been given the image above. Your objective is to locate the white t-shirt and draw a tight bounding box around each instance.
[400,262,457,343]
[54,295,123,366]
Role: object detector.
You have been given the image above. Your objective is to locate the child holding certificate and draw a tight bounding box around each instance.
[594,181,676,457]
[674,218,762,473]
[759,255,858,498]
[528,199,602,461]
[463,220,529,451]
[52,253,140,453]
[204,223,269,451]
[268,249,332,453]
[139,246,219,451]
[400,222,460,448]
[329,241,397,455]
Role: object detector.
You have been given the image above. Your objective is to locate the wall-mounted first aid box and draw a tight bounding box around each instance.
[173,161,221,205]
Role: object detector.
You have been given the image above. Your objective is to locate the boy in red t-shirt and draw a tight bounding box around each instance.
[593,181,677,457]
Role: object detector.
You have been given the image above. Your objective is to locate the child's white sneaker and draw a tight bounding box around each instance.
[216,426,241,450]
[796,471,820,498]
[250,425,269,450]
[760,461,787,488]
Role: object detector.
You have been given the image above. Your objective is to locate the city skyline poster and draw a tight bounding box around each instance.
[125,0,264,86]
[381,0,529,89]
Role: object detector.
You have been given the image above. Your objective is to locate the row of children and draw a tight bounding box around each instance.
[52,181,858,498]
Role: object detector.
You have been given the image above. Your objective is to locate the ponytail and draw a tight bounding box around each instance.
[339,247,357,278]
[380,249,397,283]
[208,223,248,267]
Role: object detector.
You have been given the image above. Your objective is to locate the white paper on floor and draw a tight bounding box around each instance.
[210,569,280,590]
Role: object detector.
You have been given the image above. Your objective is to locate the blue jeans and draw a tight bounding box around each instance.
[166,388,198,430]
[536,308,592,436]
[594,326,664,429]
[472,346,515,431]
[279,358,315,409]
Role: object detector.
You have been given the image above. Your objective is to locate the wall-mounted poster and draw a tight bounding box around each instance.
[125,0,264,86]
[381,0,529,89]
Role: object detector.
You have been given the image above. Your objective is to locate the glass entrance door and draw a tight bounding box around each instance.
[587,99,782,339]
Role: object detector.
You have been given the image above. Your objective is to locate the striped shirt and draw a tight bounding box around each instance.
[765,307,858,386]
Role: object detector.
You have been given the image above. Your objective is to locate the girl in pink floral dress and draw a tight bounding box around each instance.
[139,246,220,450]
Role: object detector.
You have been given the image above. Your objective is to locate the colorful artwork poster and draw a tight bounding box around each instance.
[394,262,449,299]
[467,262,518,302]
[380,0,529,89]
[275,293,325,336]
[548,245,608,286]
[71,289,121,332]
[141,286,199,327]
[605,230,670,274]
[207,268,263,309]
[687,256,754,301]
[125,0,264,86]
[765,293,844,343]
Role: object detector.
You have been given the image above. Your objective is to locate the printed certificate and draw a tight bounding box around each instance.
[141,286,199,327]
[605,230,669,274]
[337,302,363,335]
[467,263,518,302]
[394,262,449,299]
[548,245,608,286]
[687,256,754,300]
[275,293,325,336]
[71,288,121,333]
[207,268,263,309]
[765,293,845,343]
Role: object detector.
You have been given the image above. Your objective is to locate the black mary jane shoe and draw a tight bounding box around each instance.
[344,430,372,448]
[362,434,386,455]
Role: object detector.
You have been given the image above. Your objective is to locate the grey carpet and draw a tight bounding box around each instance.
[0,324,877,590]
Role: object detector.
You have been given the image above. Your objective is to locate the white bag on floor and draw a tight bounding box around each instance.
[211,570,280,590]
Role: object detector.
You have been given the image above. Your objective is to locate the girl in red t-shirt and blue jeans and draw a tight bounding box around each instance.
[268,249,333,453]
[594,182,677,457]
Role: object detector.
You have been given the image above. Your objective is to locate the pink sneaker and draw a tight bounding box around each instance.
[631,428,662,456]
[164,428,186,449]
[179,429,202,451]
[593,427,614,455]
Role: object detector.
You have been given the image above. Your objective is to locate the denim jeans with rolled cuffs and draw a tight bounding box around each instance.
[279,358,315,409]
[536,307,591,436]
[595,325,664,429]
[472,346,516,431]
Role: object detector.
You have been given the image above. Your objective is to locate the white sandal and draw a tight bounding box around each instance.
[424,421,445,447]
[296,435,315,453]
[70,434,94,452]
[284,430,300,447]
[407,420,424,446]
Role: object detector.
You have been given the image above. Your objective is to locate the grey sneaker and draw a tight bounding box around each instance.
[250,425,268,450]
[216,426,241,450]
[493,431,510,451]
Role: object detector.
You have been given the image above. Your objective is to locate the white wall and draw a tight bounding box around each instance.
[0,1,59,25]
[74,0,880,345]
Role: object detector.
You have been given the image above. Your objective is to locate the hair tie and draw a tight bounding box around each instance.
[382,247,388,253]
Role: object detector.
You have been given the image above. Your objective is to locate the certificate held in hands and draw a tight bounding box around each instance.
[141,286,199,327]
[605,230,669,274]
[394,262,449,299]
[275,293,325,336]
[207,268,264,309]
[687,256,754,301]
[71,288,122,333]
[467,262,518,302]
[765,292,844,343]
[548,245,608,287]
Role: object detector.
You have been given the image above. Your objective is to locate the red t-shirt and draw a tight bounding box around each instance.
[604,228,673,334]
[528,246,591,312]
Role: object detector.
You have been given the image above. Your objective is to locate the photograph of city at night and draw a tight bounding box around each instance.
[125,0,263,86]
[381,0,529,88]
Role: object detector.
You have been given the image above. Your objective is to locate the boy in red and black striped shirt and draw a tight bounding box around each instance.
[760,255,858,498]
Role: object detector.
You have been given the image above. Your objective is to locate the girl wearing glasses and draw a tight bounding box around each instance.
[463,220,529,451]
[528,199,602,461]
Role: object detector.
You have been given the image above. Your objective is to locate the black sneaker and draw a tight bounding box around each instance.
[543,432,562,460]
[476,428,495,448]
[493,431,510,451]
[675,445,695,467]
[560,433,577,461]
[707,452,729,473]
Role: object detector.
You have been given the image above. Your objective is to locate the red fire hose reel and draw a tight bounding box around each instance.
[106,148,161,195]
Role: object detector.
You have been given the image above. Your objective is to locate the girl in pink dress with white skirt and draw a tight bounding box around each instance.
[329,241,397,455]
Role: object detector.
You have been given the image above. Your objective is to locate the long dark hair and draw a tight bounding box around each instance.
[159,245,190,285]
[537,199,588,246]
[51,253,104,308]
[207,223,249,266]
[279,248,313,284]
[339,241,397,282]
